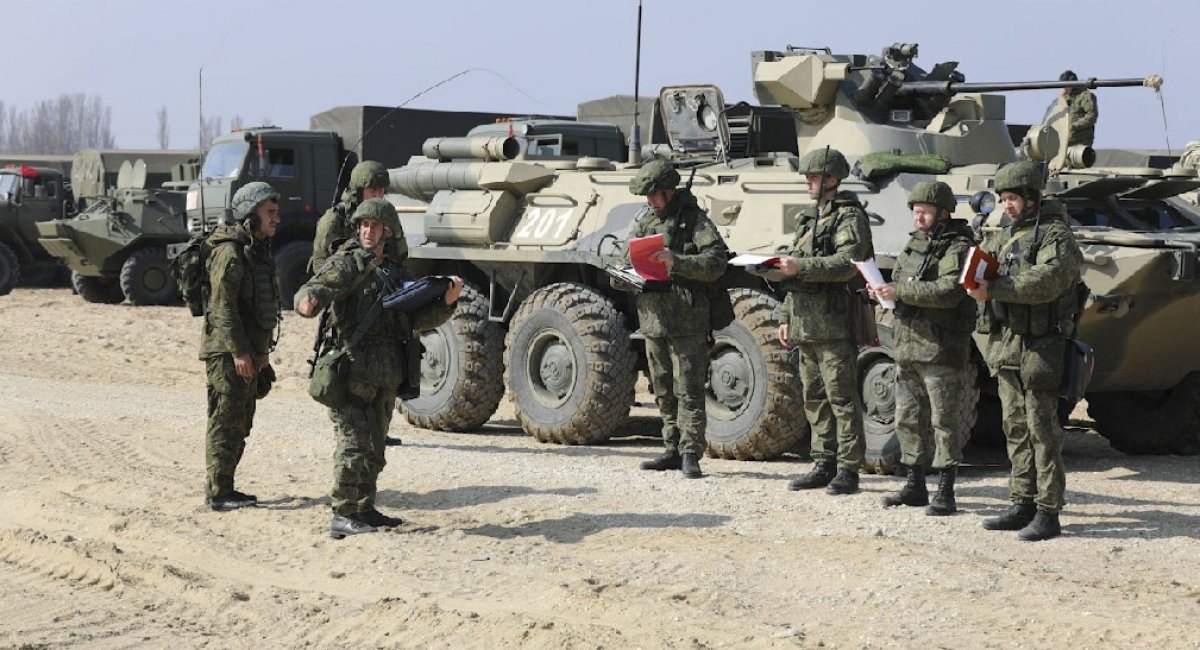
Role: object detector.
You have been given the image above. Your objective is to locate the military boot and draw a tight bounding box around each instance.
[825,467,860,495]
[640,451,682,471]
[359,507,403,528]
[206,490,257,512]
[1017,510,1062,542]
[788,461,836,491]
[681,453,702,479]
[981,501,1037,531]
[882,465,928,508]
[925,467,957,516]
[330,515,378,539]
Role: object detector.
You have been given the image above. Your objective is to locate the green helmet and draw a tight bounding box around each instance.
[907,181,956,212]
[348,160,390,193]
[628,158,681,196]
[797,148,850,179]
[350,197,400,237]
[995,162,1045,194]
[231,181,280,221]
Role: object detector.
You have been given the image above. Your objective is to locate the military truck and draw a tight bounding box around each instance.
[0,164,75,293]
[390,43,1198,464]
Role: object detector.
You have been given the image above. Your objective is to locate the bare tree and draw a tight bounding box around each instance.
[199,115,223,150]
[156,106,170,149]
[0,93,115,154]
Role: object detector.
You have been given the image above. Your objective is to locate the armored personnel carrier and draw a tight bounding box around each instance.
[392,43,1197,462]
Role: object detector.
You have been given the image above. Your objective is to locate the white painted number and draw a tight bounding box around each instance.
[514,208,574,241]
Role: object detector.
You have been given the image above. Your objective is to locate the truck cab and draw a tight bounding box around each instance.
[0,165,72,293]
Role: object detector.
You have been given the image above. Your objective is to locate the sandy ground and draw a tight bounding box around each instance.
[0,287,1198,649]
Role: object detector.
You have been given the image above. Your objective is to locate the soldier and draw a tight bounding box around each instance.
[869,181,976,515]
[308,160,393,274]
[200,181,282,511]
[1059,70,1098,147]
[776,148,874,495]
[295,198,463,538]
[617,158,729,479]
[966,161,1083,541]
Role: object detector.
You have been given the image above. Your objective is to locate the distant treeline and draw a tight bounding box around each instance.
[0,94,116,154]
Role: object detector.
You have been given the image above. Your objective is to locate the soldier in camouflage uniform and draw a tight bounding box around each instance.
[966,161,1083,541]
[776,148,874,495]
[1059,70,1097,147]
[200,182,282,511]
[296,198,463,538]
[616,158,729,479]
[308,160,393,274]
[869,181,975,516]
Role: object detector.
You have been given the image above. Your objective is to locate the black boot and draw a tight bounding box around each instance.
[925,467,957,516]
[330,515,378,539]
[206,490,257,512]
[681,453,703,479]
[788,461,836,490]
[640,451,682,471]
[826,467,860,495]
[1017,510,1062,541]
[359,507,403,528]
[882,465,928,507]
[981,501,1037,531]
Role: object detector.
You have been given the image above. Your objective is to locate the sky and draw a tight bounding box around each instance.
[9,0,1198,152]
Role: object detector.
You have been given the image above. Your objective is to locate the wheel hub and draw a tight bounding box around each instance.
[707,342,751,417]
[528,330,576,407]
[143,266,169,292]
[861,359,896,425]
[419,329,450,392]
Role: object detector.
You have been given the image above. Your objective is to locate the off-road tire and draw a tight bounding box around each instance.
[505,282,637,445]
[706,288,807,460]
[401,283,505,431]
[71,271,124,304]
[120,247,178,306]
[274,240,313,311]
[1088,373,1200,455]
[16,264,60,288]
[0,242,18,295]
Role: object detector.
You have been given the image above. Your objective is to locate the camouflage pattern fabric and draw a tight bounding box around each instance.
[205,355,258,498]
[998,369,1065,512]
[895,363,968,469]
[797,339,863,470]
[329,385,398,516]
[1066,89,1098,147]
[309,200,356,274]
[644,334,709,456]
[199,223,279,361]
[891,220,976,367]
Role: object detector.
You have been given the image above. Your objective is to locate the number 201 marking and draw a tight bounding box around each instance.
[514,208,574,241]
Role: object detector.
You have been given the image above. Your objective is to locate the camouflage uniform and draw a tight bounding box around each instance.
[295,199,453,522]
[200,182,281,505]
[308,161,393,274]
[1061,71,1097,147]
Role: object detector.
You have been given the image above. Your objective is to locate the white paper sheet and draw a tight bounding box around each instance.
[853,258,895,310]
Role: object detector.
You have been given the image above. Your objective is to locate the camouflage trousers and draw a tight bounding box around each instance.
[328,384,397,516]
[645,334,709,456]
[998,368,1066,512]
[797,340,863,470]
[895,362,968,469]
[205,355,258,498]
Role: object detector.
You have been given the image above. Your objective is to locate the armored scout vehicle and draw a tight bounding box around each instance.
[391,43,1197,462]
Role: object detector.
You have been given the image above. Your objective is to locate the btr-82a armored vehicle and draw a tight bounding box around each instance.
[391,43,1197,463]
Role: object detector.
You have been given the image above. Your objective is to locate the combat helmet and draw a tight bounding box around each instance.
[349,161,390,193]
[797,148,850,180]
[907,181,956,212]
[628,158,681,196]
[995,161,1045,195]
[350,197,401,237]
[231,181,280,222]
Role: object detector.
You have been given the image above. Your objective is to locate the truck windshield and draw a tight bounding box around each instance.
[0,173,18,197]
[200,142,248,179]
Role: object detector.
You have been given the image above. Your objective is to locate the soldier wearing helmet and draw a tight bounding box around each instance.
[308,160,392,273]
[199,181,282,511]
[869,181,976,516]
[295,198,464,538]
[776,147,874,496]
[1058,70,1098,147]
[966,161,1083,541]
[616,157,729,479]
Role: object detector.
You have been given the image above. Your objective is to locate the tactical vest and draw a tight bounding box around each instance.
[892,221,976,333]
[992,217,1081,338]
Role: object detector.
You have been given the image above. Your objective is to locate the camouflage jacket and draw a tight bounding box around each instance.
[779,191,875,343]
[619,190,728,338]
[979,202,1083,383]
[309,197,357,274]
[295,239,453,392]
[1066,89,1098,147]
[199,223,280,361]
[891,219,976,366]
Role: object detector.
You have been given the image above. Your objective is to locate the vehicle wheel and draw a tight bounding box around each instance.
[401,283,505,431]
[120,247,178,305]
[17,264,59,288]
[274,240,313,311]
[71,271,124,304]
[0,242,18,295]
[970,392,1007,447]
[706,288,806,460]
[1088,373,1200,455]
[857,347,979,474]
[505,282,637,444]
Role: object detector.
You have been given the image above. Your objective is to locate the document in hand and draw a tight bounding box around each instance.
[958,246,999,290]
[629,233,670,281]
[728,253,781,271]
[852,258,895,310]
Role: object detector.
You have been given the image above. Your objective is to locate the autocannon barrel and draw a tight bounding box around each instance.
[895,76,1162,96]
[388,161,556,202]
[422,136,520,162]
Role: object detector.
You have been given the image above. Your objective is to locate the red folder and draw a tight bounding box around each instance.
[630,233,670,281]
[959,246,999,290]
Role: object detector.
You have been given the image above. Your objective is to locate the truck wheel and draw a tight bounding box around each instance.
[17,264,59,288]
[505,282,637,445]
[1089,373,1200,455]
[400,283,505,431]
[0,242,18,295]
[706,288,807,460]
[274,241,313,311]
[120,247,178,305]
[71,271,124,304]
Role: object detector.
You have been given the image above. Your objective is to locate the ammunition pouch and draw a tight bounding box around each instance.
[1019,336,1065,391]
[397,337,425,401]
[308,347,349,407]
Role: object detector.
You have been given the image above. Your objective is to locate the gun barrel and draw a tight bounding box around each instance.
[896,76,1161,96]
